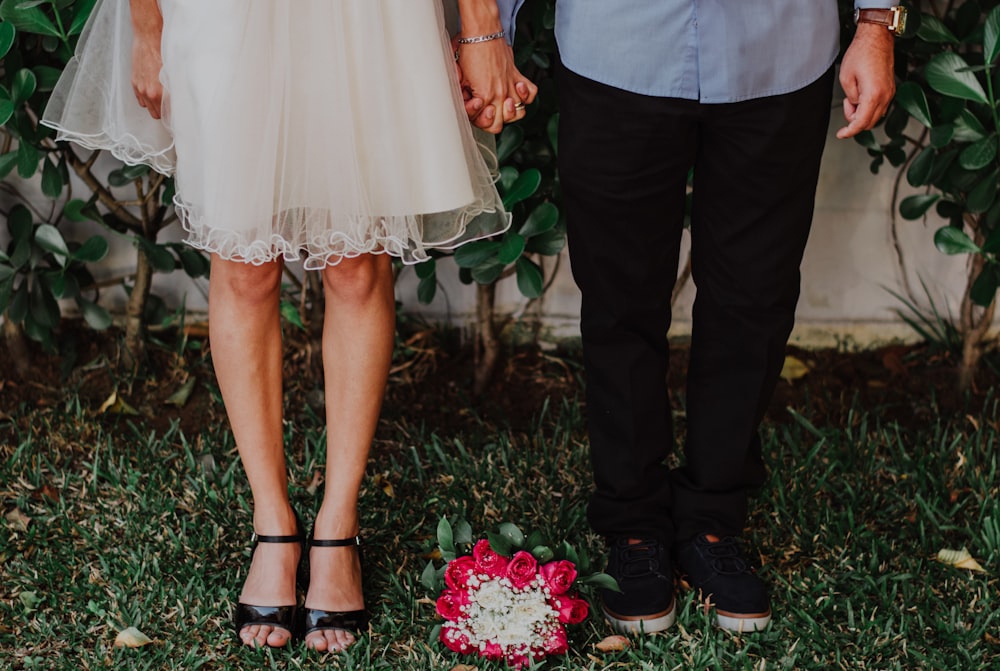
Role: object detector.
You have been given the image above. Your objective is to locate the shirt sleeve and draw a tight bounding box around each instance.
[495,0,527,44]
[855,1,897,8]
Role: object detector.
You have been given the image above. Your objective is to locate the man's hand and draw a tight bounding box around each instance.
[837,23,896,139]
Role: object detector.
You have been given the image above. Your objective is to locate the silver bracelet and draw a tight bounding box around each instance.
[457,30,506,45]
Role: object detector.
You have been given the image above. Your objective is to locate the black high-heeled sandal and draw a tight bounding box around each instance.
[302,536,369,644]
[233,514,306,646]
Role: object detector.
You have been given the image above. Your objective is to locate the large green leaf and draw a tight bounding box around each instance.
[987,6,1000,65]
[515,257,543,298]
[471,262,504,284]
[72,235,109,264]
[970,265,1000,307]
[519,201,558,237]
[40,156,63,198]
[524,227,566,256]
[34,223,69,263]
[917,14,959,44]
[934,225,980,255]
[416,274,437,304]
[68,0,97,35]
[453,239,501,268]
[0,20,15,59]
[925,52,989,104]
[0,0,60,38]
[899,193,941,220]
[894,82,932,128]
[953,109,988,143]
[497,233,526,265]
[967,168,998,213]
[907,147,936,187]
[11,67,36,105]
[137,238,177,272]
[77,296,112,330]
[501,168,541,209]
[959,135,997,171]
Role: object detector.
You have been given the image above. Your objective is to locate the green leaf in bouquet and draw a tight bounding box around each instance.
[420,559,439,592]
[524,530,545,551]
[437,516,455,557]
[560,540,580,567]
[453,518,473,546]
[486,531,513,557]
[530,545,554,563]
[498,522,525,547]
[579,571,621,593]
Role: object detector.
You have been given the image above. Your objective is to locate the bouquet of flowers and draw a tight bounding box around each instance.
[422,518,615,669]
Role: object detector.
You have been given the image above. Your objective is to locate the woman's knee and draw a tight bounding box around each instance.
[321,254,391,303]
[210,256,283,306]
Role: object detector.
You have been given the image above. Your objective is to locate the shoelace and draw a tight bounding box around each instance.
[616,539,663,578]
[703,536,753,575]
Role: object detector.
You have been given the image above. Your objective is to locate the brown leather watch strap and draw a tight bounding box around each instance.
[856,9,894,28]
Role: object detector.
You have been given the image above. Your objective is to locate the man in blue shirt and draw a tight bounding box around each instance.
[461,0,899,634]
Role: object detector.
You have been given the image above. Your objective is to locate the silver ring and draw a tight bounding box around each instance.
[514,102,526,110]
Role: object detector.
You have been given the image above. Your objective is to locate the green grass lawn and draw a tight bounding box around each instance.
[1,376,998,670]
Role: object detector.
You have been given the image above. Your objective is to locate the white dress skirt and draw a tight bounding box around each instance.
[42,0,509,269]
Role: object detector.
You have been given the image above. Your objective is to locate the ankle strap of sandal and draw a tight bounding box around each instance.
[252,532,303,544]
[311,536,362,548]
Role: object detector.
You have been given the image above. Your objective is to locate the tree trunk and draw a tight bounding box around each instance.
[2,316,30,379]
[123,247,154,374]
[473,282,499,395]
[958,251,996,391]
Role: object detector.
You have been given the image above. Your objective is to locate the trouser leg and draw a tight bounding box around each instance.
[671,68,835,540]
[557,64,696,541]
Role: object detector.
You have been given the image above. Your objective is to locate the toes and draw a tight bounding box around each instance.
[239,624,290,648]
[305,629,356,652]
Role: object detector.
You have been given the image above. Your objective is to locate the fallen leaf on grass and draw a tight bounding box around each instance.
[18,591,40,611]
[936,547,987,573]
[114,627,153,648]
[5,507,30,531]
[164,376,197,408]
[595,635,630,652]
[373,473,395,498]
[97,390,139,416]
[779,356,809,382]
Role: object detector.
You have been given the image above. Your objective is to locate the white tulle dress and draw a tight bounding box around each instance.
[42,0,509,269]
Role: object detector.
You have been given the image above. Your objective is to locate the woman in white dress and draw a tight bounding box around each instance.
[44,0,536,652]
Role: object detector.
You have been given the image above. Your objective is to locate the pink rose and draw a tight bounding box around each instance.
[444,555,477,591]
[505,550,539,589]
[552,595,589,624]
[543,625,569,654]
[435,589,469,621]
[472,539,509,577]
[508,653,531,669]
[440,624,472,653]
[481,641,504,660]
[540,560,578,595]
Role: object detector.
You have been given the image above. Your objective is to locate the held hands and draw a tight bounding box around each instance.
[837,23,896,139]
[455,37,537,134]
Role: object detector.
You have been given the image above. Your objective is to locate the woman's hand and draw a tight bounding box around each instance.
[455,1,537,134]
[129,0,164,119]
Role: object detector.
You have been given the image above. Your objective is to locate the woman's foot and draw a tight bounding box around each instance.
[303,523,366,652]
[235,509,304,648]
[237,541,302,647]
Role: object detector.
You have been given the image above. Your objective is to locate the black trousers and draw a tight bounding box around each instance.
[557,64,834,544]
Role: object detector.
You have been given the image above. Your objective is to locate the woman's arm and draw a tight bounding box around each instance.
[456,0,537,134]
[129,0,164,119]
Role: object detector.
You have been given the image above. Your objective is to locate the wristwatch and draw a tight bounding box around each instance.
[854,5,909,37]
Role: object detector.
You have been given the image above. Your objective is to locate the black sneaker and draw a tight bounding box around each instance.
[675,534,771,632]
[601,537,676,634]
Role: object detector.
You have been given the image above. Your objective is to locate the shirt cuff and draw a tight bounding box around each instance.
[855,1,897,9]
[496,0,526,44]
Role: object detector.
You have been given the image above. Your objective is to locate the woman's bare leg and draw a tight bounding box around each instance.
[209,255,299,648]
[304,254,395,652]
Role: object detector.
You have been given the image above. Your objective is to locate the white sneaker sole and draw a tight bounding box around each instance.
[716,610,771,632]
[603,600,677,634]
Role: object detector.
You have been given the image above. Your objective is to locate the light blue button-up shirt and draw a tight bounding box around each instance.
[496,1,896,103]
